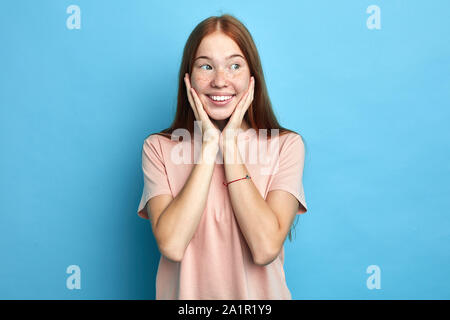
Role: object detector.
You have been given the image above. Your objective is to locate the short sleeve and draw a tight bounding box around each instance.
[137,135,172,220]
[267,133,308,214]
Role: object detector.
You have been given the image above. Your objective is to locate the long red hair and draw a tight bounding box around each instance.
[149,14,304,143]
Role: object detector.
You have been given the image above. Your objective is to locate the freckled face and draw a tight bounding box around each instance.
[191,32,251,120]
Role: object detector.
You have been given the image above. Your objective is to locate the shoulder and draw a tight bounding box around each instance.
[144,133,173,148]
[141,134,165,159]
[273,132,306,165]
[279,131,305,149]
[282,131,302,141]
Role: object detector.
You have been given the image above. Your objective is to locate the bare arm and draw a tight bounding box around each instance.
[222,135,305,266]
[149,142,218,262]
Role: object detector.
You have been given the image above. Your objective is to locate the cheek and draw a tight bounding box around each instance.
[236,82,249,94]
[235,74,250,91]
[192,74,210,89]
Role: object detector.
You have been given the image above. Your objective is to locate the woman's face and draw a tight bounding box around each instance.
[191,32,251,122]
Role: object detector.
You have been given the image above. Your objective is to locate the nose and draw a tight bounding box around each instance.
[211,69,228,87]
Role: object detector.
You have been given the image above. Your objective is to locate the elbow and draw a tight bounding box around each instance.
[160,245,184,263]
[158,240,185,263]
[155,229,184,263]
[252,246,279,267]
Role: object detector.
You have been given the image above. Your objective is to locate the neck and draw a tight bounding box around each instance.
[213,119,250,132]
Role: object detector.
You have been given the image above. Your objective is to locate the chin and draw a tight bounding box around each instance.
[204,103,236,120]
[206,110,233,120]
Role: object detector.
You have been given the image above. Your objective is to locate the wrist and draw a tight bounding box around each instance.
[201,141,219,164]
[222,139,241,164]
[223,136,238,146]
[202,138,219,150]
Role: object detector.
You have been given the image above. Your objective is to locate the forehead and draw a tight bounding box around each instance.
[196,32,244,58]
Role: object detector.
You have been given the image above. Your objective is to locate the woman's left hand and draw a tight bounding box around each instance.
[220,76,255,153]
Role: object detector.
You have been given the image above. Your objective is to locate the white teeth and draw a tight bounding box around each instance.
[210,95,232,101]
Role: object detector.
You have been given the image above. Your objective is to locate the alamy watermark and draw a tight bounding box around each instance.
[66,265,81,290]
[169,121,281,176]
[366,5,381,30]
[66,5,81,30]
[366,265,381,290]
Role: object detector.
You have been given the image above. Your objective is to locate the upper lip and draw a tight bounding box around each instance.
[206,93,236,96]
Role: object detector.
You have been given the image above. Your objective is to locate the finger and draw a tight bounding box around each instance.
[184,74,200,120]
[243,76,255,111]
[235,77,254,126]
[236,76,254,119]
[184,74,198,118]
[226,83,250,128]
[247,76,255,107]
[189,86,209,122]
[190,87,220,139]
[186,75,210,125]
[252,76,255,99]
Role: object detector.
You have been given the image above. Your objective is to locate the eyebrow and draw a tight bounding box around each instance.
[194,54,245,61]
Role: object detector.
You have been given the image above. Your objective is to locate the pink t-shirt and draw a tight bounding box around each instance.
[137,129,308,300]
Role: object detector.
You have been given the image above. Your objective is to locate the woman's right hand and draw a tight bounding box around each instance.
[184,73,221,147]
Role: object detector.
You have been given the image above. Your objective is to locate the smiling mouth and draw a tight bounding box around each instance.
[206,95,236,106]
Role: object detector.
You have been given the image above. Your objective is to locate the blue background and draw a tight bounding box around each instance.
[1,0,449,299]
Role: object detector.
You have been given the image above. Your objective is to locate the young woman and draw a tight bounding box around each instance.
[137,14,308,300]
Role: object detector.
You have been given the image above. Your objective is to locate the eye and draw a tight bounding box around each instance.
[200,64,212,70]
[231,63,240,70]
